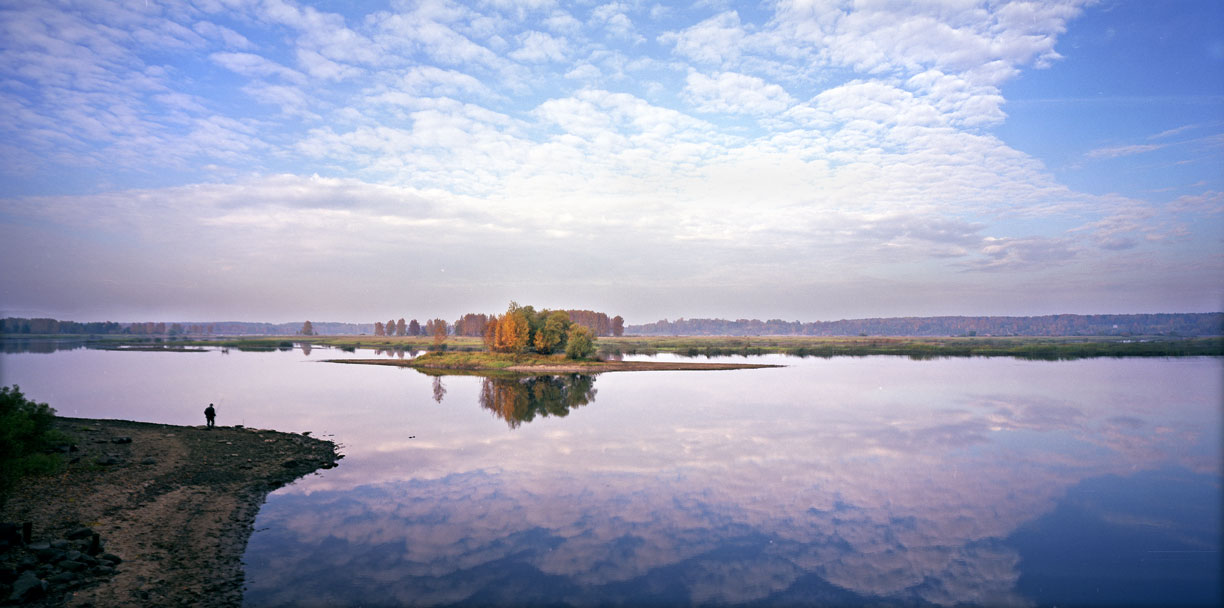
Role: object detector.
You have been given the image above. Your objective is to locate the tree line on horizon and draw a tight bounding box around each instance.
[627,313,1224,337]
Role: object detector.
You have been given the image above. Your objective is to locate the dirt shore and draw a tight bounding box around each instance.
[0,417,341,607]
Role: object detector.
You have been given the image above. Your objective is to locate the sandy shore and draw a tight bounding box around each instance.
[0,417,341,607]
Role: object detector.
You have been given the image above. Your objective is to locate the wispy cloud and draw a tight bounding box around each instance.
[1085,143,1166,159]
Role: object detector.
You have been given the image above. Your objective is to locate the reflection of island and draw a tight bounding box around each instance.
[478,375,598,428]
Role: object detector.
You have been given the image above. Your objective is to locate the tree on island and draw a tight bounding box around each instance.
[565,325,596,359]
[432,319,448,347]
[396,318,407,337]
[299,320,314,336]
[484,302,598,359]
[374,321,385,336]
[408,319,421,336]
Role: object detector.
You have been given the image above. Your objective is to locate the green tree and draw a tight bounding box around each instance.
[565,325,596,359]
[533,310,571,354]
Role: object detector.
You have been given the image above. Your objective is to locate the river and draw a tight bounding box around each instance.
[2,345,1219,606]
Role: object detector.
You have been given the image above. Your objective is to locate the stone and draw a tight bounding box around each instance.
[37,547,65,563]
[95,456,120,466]
[8,571,45,602]
[66,527,94,540]
[281,458,298,467]
[99,553,122,565]
[59,560,88,572]
[51,539,70,550]
[111,436,132,444]
[141,457,157,465]
[48,572,78,585]
[64,550,83,562]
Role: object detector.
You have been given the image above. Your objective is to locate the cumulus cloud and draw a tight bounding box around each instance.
[683,71,796,115]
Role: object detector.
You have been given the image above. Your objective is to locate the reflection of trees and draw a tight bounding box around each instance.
[432,376,447,404]
[478,375,598,428]
[300,342,312,356]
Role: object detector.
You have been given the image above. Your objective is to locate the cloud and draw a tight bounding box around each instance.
[590,2,644,43]
[1085,143,1165,159]
[659,11,747,66]
[509,30,568,63]
[210,52,308,84]
[968,237,1079,271]
[683,71,796,115]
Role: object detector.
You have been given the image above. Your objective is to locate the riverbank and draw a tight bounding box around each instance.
[0,417,341,607]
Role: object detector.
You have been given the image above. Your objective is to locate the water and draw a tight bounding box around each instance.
[2,346,1220,606]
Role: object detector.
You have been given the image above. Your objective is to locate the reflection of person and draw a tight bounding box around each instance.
[204,403,216,429]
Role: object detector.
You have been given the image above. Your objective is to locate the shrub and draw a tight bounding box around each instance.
[0,385,62,501]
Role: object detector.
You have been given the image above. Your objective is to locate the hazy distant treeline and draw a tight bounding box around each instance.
[0,318,372,336]
[0,311,625,338]
[627,313,1224,337]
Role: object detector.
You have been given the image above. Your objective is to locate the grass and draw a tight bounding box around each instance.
[393,351,605,369]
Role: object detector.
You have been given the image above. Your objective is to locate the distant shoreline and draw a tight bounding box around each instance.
[4,334,1222,359]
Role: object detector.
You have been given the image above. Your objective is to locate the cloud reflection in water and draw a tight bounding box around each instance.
[243,357,1221,606]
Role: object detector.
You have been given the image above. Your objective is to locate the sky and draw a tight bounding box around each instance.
[0,0,1221,324]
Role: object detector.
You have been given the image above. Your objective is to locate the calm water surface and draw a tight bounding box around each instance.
[2,347,1220,606]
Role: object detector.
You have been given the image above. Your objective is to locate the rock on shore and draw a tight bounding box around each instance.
[0,417,341,607]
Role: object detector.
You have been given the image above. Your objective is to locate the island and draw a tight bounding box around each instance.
[326,351,782,373]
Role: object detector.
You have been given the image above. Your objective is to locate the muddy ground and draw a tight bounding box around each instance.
[0,417,341,607]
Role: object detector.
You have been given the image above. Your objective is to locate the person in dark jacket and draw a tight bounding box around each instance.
[205,403,216,428]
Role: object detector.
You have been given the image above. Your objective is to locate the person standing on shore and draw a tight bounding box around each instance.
[205,403,216,429]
